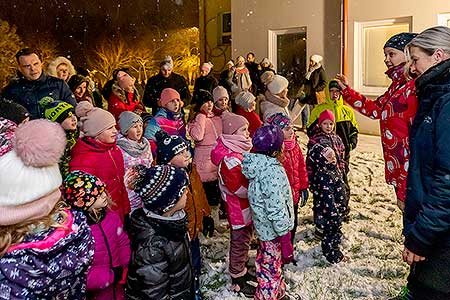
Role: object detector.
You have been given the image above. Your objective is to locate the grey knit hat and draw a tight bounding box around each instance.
[118,111,142,135]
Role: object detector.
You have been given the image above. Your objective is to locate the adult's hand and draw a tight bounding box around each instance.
[402,246,425,265]
[335,74,349,89]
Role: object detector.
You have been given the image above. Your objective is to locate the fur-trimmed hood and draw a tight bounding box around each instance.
[47,56,76,81]
[111,83,140,103]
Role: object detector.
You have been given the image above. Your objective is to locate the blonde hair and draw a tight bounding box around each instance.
[0,201,69,257]
[405,26,450,60]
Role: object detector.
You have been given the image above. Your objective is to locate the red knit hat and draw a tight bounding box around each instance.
[318,109,335,125]
[160,88,181,108]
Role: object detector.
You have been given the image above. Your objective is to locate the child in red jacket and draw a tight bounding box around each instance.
[71,101,130,219]
[267,113,309,246]
[235,90,262,137]
[63,171,130,300]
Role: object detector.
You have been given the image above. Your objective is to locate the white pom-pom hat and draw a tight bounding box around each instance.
[0,119,66,207]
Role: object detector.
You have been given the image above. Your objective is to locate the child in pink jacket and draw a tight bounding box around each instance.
[63,171,131,300]
[188,89,223,207]
[211,111,255,298]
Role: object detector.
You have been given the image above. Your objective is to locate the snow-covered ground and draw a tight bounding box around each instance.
[200,133,408,300]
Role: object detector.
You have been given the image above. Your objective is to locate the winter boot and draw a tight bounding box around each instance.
[231,275,257,298]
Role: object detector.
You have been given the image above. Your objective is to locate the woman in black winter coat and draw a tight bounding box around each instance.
[193,62,218,106]
[396,26,450,300]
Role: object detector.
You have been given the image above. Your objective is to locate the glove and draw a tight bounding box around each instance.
[300,190,309,207]
[112,266,123,283]
[274,232,294,264]
[202,216,215,238]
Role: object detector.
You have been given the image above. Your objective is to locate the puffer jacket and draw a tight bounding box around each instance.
[307,80,359,160]
[242,153,294,241]
[235,106,262,137]
[404,58,450,257]
[0,210,94,300]
[188,112,222,182]
[185,164,211,240]
[282,138,309,205]
[260,91,290,122]
[306,127,346,191]
[126,209,193,300]
[87,210,130,300]
[2,73,76,119]
[211,136,252,229]
[70,137,130,217]
[108,83,145,121]
[340,63,418,202]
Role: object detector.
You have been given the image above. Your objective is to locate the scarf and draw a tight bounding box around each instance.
[264,91,289,108]
[221,134,252,153]
[117,134,150,158]
[305,63,322,80]
[284,138,296,151]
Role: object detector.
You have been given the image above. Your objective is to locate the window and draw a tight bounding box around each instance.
[354,18,411,95]
[438,13,450,27]
[218,12,231,44]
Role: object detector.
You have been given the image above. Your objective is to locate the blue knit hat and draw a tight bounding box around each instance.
[384,32,418,51]
[155,130,189,164]
[128,165,189,215]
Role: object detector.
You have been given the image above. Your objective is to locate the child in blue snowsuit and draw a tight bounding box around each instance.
[306,109,348,264]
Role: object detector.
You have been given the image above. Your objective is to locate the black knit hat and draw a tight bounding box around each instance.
[0,99,30,125]
[128,165,189,215]
[68,74,89,92]
[155,130,189,164]
[112,67,132,81]
[384,32,418,51]
[193,89,213,109]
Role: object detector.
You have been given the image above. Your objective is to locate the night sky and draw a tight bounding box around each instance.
[0,0,199,66]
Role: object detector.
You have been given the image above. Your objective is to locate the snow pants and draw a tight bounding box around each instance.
[229,224,253,277]
[255,240,286,300]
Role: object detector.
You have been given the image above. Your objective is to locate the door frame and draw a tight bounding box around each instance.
[268,27,307,73]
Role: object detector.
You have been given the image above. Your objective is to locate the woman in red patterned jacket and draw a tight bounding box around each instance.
[335,32,418,211]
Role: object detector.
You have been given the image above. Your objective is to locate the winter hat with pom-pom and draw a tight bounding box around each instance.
[0,119,66,225]
[40,96,75,124]
[235,91,256,111]
[252,125,284,156]
[260,71,289,95]
[222,111,249,135]
[0,117,17,156]
[127,164,189,215]
[0,99,30,125]
[76,101,116,137]
[155,130,189,164]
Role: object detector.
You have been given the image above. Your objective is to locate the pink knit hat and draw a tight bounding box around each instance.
[221,111,249,134]
[76,101,116,137]
[160,88,181,108]
[212,86,229,103]
[318,109,335,125]
[201,62,213,73]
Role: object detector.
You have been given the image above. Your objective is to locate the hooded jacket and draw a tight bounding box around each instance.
[404,58,450,257]
[307,80,359,159]
[282,138,309,205]
[0,210,94,300]
[242,153,294,241]
[70,137,130,216]
[108,83,145,121]
[339,63,418,202]
[126,209,193,300]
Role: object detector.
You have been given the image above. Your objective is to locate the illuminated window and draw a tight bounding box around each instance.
[354,18,411,95]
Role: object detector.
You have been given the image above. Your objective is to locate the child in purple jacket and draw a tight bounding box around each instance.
[63,170,131,300]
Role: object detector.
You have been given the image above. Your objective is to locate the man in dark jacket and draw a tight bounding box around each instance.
[245,52,260,96]
[2,48,76,119]
[143,56,191,115]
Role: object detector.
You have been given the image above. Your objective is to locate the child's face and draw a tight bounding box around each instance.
[235,124,250,139]
[329,88,341,101]
[169,148,191,168]
[61,114,77,131]
[282,125,294,140]
[384,47,406,69]
[200,101,214,114]
[95,125,117,144]
[215,97,229,111]
[278,88,288,98]
[90,191,109,210]
[164,99,181,113]
[247,101,256,112]
[127,121,143,141]
[320,119,334,134]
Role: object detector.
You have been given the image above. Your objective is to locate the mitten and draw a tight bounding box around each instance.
[112,266,123,283]
[275,232,294,264]
[300,189,309,207]
[202,216,215,238]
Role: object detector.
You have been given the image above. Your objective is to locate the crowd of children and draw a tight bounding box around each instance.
[0,41,383,300]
